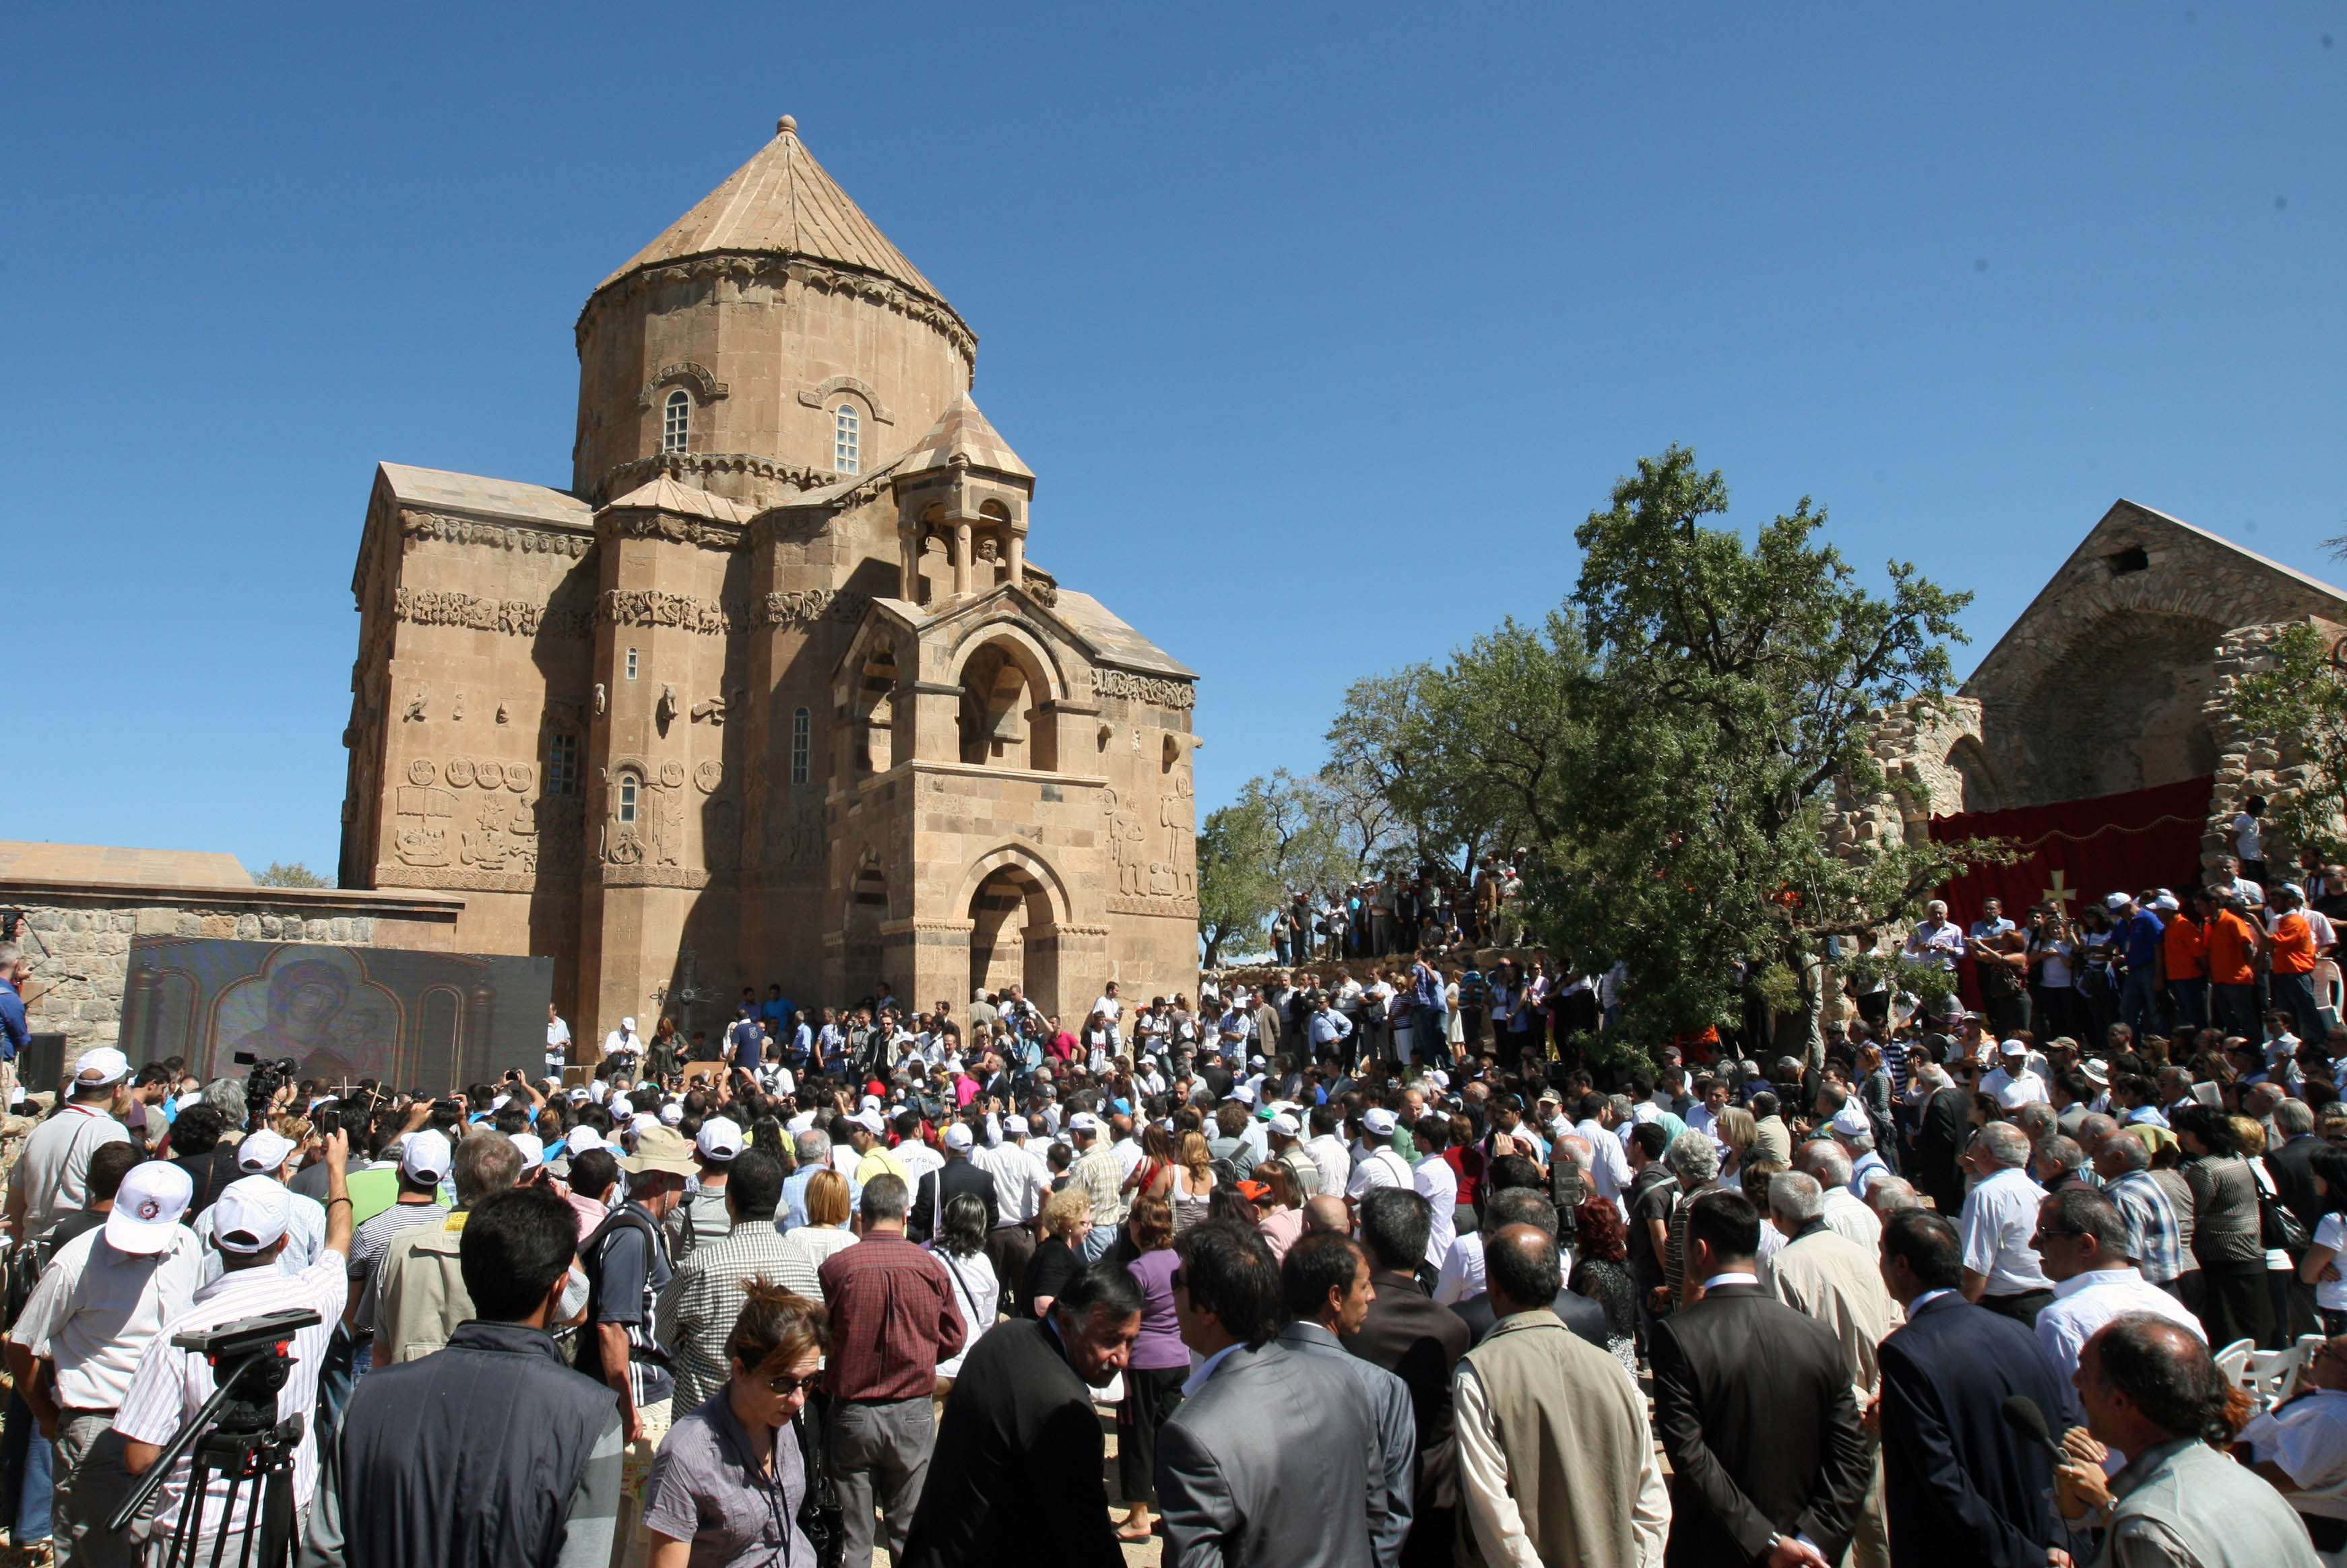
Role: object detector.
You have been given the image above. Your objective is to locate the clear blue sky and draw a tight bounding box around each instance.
[4,3,2342,877]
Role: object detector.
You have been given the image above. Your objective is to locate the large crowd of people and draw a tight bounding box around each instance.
[0,870,2342,1565]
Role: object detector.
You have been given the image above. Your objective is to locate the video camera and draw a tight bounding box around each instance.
[232,1053,300,1120]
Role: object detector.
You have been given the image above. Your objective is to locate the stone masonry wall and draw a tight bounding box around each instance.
[2197,617,2342,878]
[3,887,458,1080]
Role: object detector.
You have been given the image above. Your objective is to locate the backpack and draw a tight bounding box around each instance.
[573,1207,674,1381]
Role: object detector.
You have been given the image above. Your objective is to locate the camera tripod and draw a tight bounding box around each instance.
[110,1312,317,1568]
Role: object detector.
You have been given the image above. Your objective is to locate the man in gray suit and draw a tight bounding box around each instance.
[1158,1220,1388,1568]
[1276,1233,1415,1567]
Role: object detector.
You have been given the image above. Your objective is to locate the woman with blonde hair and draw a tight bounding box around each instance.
[1022,1187,1093,1318]
[774,1169,857,1301]
[1713,1107,1759,1191]
[1171,1130,1217,1233]
[645,1280,831,1568]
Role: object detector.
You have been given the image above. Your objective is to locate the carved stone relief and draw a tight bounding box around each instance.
[694,760,724,794]
[392,783,454,867]
[393,587,593,640]
[690,694,727,725]
[705,797,741,872]
[600,590,744,636]
[754,588,869,630]
[400,510,592,558]
[408,759,437,786]
[1094,669,1196,710]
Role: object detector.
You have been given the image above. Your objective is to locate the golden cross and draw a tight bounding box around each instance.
[2043,870,2078,915]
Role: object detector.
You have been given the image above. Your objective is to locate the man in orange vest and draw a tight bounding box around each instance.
[2158,892,2208,1033]
[2267,882,2326,1044]
[2199,890,2264,1040]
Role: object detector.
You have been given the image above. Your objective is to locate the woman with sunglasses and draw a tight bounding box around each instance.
[645,1279,831,1568]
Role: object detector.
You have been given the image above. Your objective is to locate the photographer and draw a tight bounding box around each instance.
[109,1129,352,1565]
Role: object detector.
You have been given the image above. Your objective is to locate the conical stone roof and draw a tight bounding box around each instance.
[897,392,1033,482]
[598,115,952,311]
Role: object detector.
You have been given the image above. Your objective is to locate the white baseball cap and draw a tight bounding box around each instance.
[510,1133,546,1171]
[621,1017,637,1033]
[658,1103,684,1126]
[942,1123,975,1151]
[564,1126,606,1155]
[1999,1039,2028,1057]
[695,1118,743,1161]
[852,1109,886,1134]
[212,1176,292,1253]
[1828,1103,1873,1138]
[1227,1083,1257,1105]
[1268,1112,1301,1137]
[74,1047,130,1087]
[1004,1115,1029,1135]
[400,1130,453,1183]
[237,1130,296,1175]
[1361,1108,1398,1137]
[105,1161,193,1255]
[1068,1112,1103,1134]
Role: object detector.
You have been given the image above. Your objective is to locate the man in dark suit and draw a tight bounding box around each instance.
[1157,1220,1387,1568]
[907,1120,998,1243]
[898,1260,1142,1568]
[1872,1208,2080,1568]
[1347,1188,1473,1568]
[1443,1187,1611,1349]
[1910,1053,1973,1216]
[1651,1189,1871,1567]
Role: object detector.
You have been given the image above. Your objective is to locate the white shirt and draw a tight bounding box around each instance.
[1434,1231,1486,1305]
[1820,1187,1883,1251]
[2237,1390,2347,1507]
[2236,812,2265,861]
[1981,1066,2048,1109]
[895,1141,944,1187]
[927,1245,998,1380]
[12,1226,206,1412]
[1414,1154,1458,1268]
[1347,1145,1413,1199]
[1574,1118,1633,1202]
[114,1248,347,1546]
[1960,1167,2054,1295]
[1183,1340,1244,1398]
[1305,1134,1353,1198]
[1111,1137,1146,1181]
[1091,995,1124,1027]
[15,1106,131,1237]
[602,1028,641,1059]
[2319,1215,2347,1311]
[977,1140,1052,1225]
[2034,1266,2204,1426]
[546,1015,572,1050]
[1454,1346,1669,1568]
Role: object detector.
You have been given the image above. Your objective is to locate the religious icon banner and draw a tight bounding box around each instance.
[119,937,552,1089]
[1927,774,2216,929]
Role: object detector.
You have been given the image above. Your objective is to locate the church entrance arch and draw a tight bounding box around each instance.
[959,845,1069,1017]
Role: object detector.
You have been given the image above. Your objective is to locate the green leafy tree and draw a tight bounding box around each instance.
[1541,445,1997,1052]
[2230,620,2347,860]
[255,860,332,888]
[1194,771,1343,967]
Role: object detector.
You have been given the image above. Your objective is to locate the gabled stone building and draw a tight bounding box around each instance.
[1835,499,2347,873]
[339,117,1199,1047]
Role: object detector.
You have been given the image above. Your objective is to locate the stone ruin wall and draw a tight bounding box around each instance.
[2196,616,2343,878]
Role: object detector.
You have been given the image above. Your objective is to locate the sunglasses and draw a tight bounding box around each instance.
[757,1373,819,1399]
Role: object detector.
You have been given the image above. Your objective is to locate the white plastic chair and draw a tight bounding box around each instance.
[2215,1337,2256,1394]
[2246,1344,2308,1410]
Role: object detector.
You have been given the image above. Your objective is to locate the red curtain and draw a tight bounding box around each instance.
[1925,775,2214,1009]
[1927,774,2214,926]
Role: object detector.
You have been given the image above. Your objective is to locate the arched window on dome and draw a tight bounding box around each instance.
[663,390,691,453]
[834,404,860,473]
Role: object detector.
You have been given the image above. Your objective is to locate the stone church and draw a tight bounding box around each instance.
[337,117,1201,1049]
[1828,498,2347,872]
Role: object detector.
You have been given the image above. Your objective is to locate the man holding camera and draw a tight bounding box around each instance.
[108,1131,353,1565]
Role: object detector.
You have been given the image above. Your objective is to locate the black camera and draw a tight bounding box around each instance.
[233,1053,300,1120]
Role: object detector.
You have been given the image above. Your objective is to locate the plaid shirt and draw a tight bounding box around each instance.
[653,1222,798,1412]
[2103,1169,2184,1285]
[816,1233,965,1402]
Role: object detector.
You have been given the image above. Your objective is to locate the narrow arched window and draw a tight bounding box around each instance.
[791,707,811,784]
[834,405,860,473]
[663,390,690,453]
[617,773,640,824]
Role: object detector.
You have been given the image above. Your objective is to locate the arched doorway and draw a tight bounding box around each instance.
[966,858,1061,1013]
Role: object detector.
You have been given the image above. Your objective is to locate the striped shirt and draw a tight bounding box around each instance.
[2103,1169,2185,1286]
[653,1223,798,1412]
[113,1249,344,1548]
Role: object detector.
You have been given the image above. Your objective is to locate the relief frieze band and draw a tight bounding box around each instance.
[755,589,870,630]
[1093,669,1197,710]
[598,590,745,635]
[401,511,593,558]
[393,588,593,640]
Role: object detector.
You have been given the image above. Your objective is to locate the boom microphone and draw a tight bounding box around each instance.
[2001,1393,2063,1458]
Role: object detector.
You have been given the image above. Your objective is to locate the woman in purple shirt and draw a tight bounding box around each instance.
[1115,1195,1188,1542]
